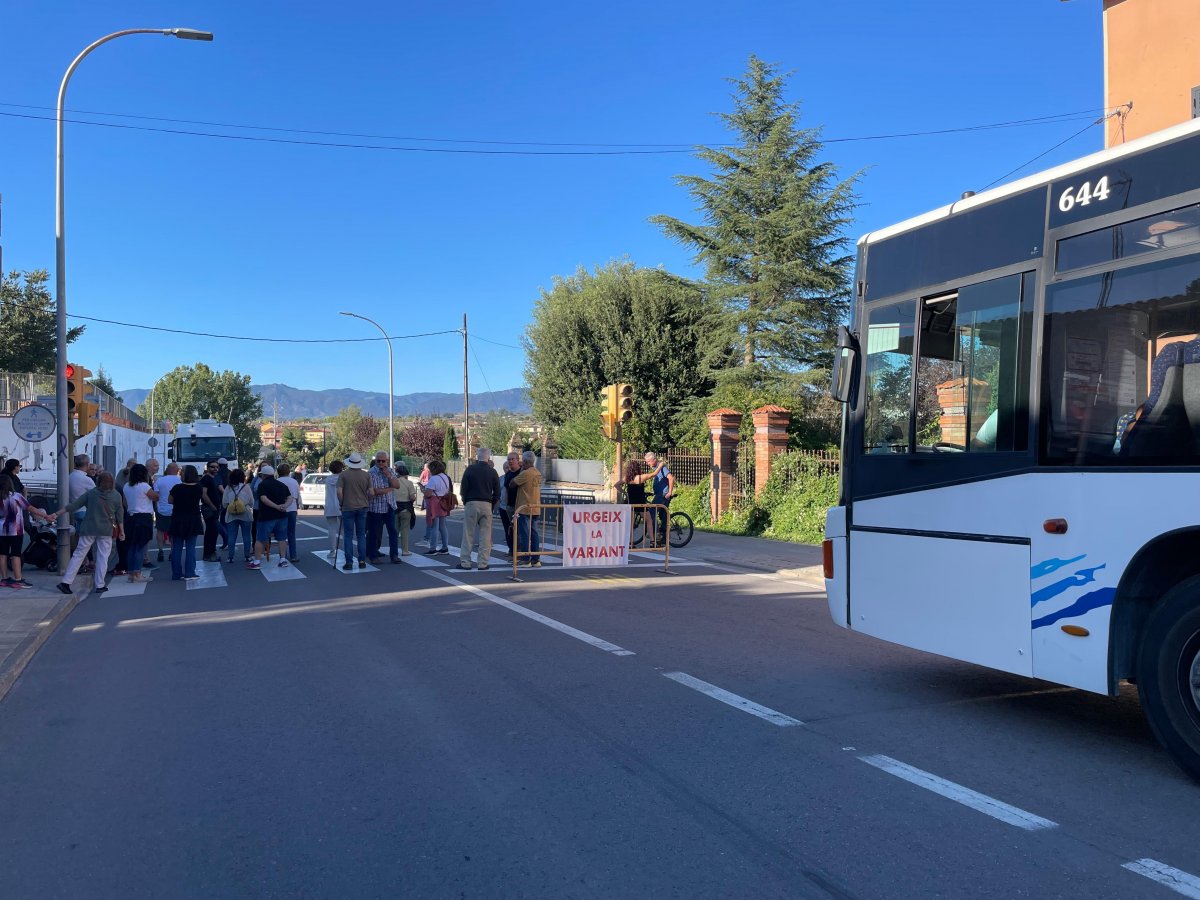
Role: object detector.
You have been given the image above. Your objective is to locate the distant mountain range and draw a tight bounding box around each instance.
[118,384,530,419]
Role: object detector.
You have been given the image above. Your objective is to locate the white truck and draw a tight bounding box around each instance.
[166,419,239,472]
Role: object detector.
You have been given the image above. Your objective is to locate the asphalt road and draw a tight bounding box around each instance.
[0,510,1194,898]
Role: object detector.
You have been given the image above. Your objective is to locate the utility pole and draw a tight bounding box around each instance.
[463,313,470,459]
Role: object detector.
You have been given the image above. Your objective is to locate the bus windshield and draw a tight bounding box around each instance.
[172,437,236,462]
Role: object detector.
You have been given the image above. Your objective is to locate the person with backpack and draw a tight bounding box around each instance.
[221,468,254,563]
[421,458,453,554]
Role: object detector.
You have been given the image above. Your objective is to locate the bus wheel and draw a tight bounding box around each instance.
[1137,575,1200,783]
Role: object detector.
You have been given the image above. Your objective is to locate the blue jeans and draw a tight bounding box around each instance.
[286,510,298,560]
[650,498,671,543]
[226,519,253,561]
[367,509,398,559]
[342,508,367,563]
[429,515,448,551]
[170,535,197,579]
[518,514,541,564]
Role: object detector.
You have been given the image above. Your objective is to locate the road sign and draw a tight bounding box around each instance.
[12,404,56,443]
[147,437,159,448]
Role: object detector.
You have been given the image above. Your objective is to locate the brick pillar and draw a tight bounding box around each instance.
[707,409,743,521]
[752,405,790,497]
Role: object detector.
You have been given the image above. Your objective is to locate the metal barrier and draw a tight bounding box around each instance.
[509,503,670,580]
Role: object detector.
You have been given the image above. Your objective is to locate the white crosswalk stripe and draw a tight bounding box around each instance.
[310,550,380,574]
[186,559,227,591]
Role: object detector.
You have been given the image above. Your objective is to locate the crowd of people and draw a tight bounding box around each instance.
[0,443,676,594]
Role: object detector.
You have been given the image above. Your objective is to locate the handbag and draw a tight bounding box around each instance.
[97,494,120,539]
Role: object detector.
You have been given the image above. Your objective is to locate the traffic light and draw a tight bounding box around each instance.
[599,384,617,439]
[65,362,86,414]
[77,399,100,436]
[615,383,634,427]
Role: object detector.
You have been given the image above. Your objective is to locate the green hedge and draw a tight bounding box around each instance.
[694,451,837,545]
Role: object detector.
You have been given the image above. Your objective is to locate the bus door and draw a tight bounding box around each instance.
[848,273,1035,677]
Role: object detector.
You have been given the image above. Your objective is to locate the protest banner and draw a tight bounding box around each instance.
[563,504,631,567]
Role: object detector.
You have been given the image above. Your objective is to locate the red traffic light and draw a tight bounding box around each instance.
[64,364,75,378]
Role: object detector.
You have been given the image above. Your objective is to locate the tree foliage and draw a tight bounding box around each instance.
[352,415,383,455]
[398,420,444,461]
[440,420,460,460]
[91,365,120,401]
[136,363,263,460]
[325,404,384,460]
[524,260,728,449]
[480,413,516,456]
[650,55,857,378]
[280,426,320,471]
[0,270,84,373]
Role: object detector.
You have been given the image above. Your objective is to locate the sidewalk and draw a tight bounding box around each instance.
[681,530,824,585]
[0,563,87,702]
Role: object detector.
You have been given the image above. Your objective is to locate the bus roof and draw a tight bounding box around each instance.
[860,115,1200,247]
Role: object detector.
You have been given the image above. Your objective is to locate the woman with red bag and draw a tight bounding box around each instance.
[422,458,452,554]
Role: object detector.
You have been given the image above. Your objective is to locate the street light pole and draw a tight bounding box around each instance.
[54,27,213,571]
[340,312,394,462]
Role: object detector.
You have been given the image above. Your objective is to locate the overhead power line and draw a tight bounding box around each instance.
[980,104,1130,191]
[0,105,1121,156]
[0,291,462,343]
[69,313,463,344]
[471,334,523,351]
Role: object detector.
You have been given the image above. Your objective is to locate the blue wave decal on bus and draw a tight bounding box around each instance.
[1031,564,1106,607]
[1030,555,1086,580]
[1032,587,1117,629]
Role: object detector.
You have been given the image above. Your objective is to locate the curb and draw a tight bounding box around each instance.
[0,584,86,704]
[694,556,825,587]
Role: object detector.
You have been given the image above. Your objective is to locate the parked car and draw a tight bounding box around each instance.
[300,472,328,509]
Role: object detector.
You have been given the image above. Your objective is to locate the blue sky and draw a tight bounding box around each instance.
[1,1,1102,397]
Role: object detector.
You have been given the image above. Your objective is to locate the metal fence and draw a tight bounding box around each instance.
[730,442,757,508]
[0,371,146,427]
[664,450,710,486]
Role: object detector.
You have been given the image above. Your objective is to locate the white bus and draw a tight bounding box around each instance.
[166,419,239,472]
[826,116,1200,781]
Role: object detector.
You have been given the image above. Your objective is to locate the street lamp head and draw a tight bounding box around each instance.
[168,28,214,41]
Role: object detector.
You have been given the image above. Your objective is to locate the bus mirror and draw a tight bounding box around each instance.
[831,325,859,404]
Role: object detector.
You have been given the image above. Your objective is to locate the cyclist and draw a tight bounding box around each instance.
[644,452,675,544]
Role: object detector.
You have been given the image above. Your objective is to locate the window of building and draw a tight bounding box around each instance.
[1043,252,1200,463]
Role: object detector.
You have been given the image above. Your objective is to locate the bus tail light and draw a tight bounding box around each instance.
[823,540,834,579]
[1043,518,1069,535]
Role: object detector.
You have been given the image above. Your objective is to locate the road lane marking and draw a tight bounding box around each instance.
[100,579,149,597]
[310,551,379,574]
[261,561,307,582]
[186,560,227,591]
[662,671,802,726]
[1123,860,1200,898]
[424,570,635,656]
[72,623,103,633]
[858,754,1057,831]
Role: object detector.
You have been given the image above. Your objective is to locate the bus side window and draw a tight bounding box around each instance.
[862,300,916,453]
[914,273,1028,453]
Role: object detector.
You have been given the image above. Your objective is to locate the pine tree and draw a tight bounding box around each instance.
[650,56,857,378]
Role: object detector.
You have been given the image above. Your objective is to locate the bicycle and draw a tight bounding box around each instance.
[630,507,694,549]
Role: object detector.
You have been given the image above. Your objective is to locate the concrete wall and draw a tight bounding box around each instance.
[1104,0,1200,145]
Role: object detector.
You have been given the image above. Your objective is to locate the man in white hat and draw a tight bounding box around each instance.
[336,452,371,570]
